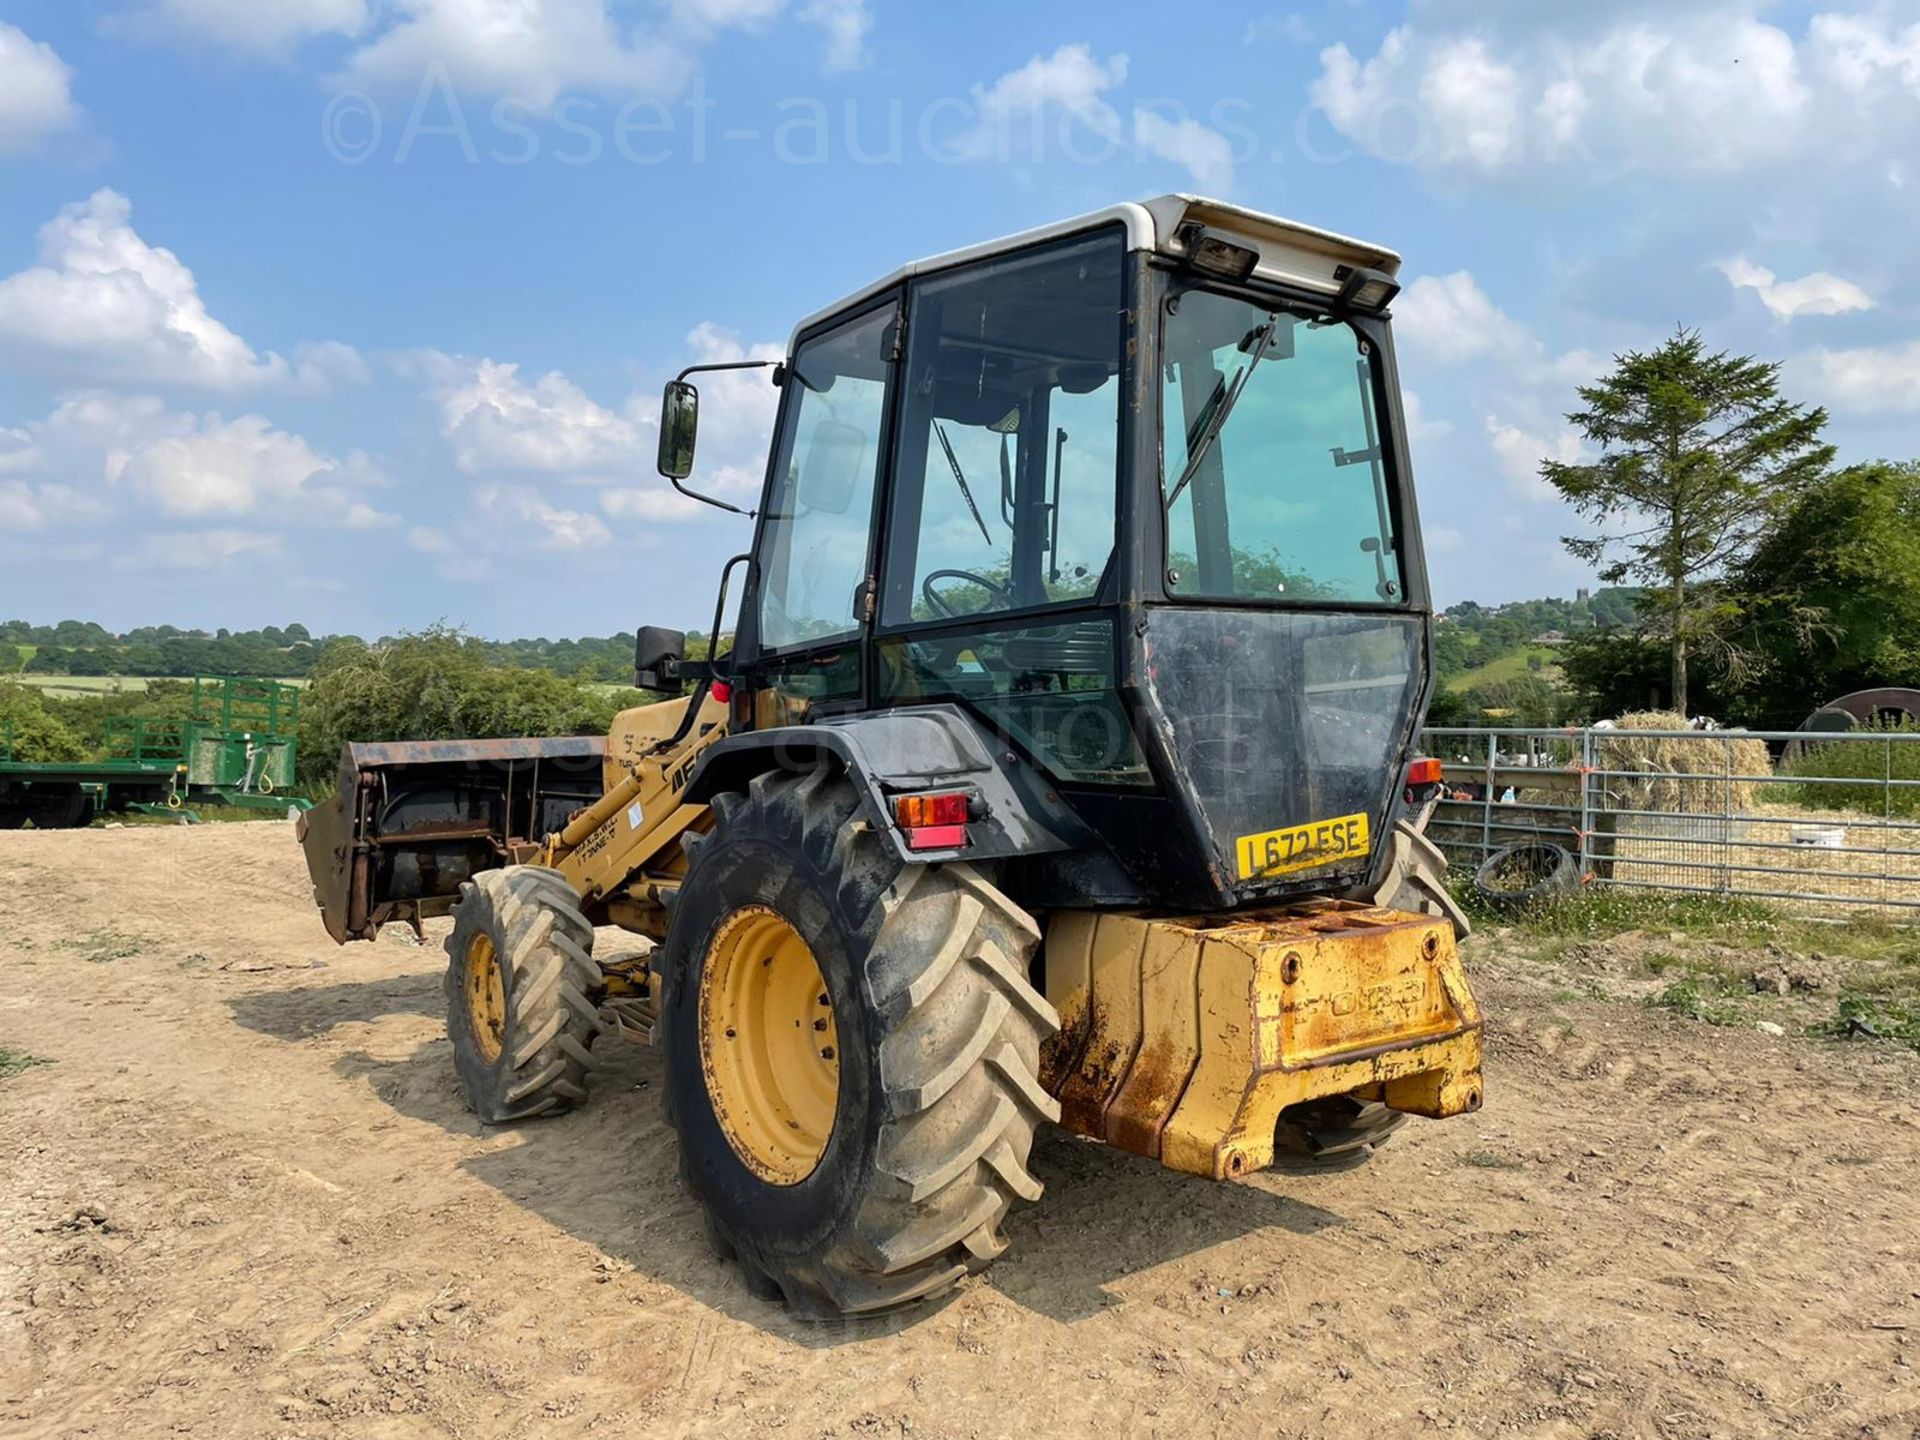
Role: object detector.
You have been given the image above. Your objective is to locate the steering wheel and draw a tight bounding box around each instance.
[922,568,1014,620]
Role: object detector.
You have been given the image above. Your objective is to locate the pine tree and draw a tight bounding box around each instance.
[1543,329,1834,715]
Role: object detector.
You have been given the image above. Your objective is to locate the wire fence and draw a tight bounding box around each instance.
[1420,724,1920,919]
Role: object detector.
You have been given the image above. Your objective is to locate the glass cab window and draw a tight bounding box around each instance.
[756,306,893,651]
[880,231,1124,626]
[1161,290,1403,604]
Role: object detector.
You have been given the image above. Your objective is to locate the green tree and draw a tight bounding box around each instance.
[297,627,638,785]
[0,684,90,763]
[1542,330,1834,715]
[1730,460,1920,723]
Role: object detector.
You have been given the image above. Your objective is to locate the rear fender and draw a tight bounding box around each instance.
[682,703,1101,865]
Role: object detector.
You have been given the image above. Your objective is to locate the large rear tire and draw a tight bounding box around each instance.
[444,866,602,1123]
[661,768,1059,1318]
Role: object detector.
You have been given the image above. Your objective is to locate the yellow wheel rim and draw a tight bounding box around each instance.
[698,905,839,1186]
[463,932,507,1064]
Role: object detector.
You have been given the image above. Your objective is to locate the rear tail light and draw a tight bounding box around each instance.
[1407,757,1443,787]
[895,791,971,852]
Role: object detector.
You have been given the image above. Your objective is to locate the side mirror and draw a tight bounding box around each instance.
[798,420,866,516]
[657,381,699,480]
[634,625,687,693]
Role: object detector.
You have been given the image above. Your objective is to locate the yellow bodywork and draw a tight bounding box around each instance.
[544,693,731,942]
[1040,900,1483,1180]
[533,695,1483,1183]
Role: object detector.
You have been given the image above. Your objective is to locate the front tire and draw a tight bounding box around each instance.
[444,866,602,1123]
[662,769,1059,1318]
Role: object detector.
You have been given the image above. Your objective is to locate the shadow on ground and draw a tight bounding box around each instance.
[233,974,1350,1344]
[228,971,442,1041]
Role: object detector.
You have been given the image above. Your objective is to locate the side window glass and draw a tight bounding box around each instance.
[880,232,1124,626]
[756,308,893,650]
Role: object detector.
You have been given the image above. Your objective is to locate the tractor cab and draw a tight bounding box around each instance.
[664,196,1432,913]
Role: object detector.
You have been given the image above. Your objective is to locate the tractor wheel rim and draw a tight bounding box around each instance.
[464,933,507,1064]
[698,905,839,1186]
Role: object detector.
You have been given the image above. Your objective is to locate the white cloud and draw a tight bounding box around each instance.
[131,0,368,55]
[0,191,266,389]
[292,340,373,392]
[799,0,871,74]
[1308,12,1880,178]
[0,482,110,533]
[406,524,455,554]
[968,43,1129,156]
[602,485,705,521]
[0,424,42,476]
[406,323,780,511]
[0,392,385,534]
[1245,14,1314,47]
[1808,11,1920,103]
[1133,108,1236,194]
[1402,388,1452,443]
[0,191,363,395]
[1394,272,1535,362]
[1487,414,1584,501]
[961,44,1237,192]
[340,0,693,108]
[475,483,612,549]
[1717,255,1874,319]
[118,412,386,525]
[138,528,284,569]
[411,352,650,476]
[1795,340,1920,414]
[0,24,77,153]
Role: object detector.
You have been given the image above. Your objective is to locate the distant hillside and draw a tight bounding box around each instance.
[0,620,715,684]
[1433,589,1642,692]
[7,595,1638,692]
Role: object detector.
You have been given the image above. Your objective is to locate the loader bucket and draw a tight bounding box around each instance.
[297,736,607,942]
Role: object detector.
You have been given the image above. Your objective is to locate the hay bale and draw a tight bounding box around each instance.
[1595,711,1772,814]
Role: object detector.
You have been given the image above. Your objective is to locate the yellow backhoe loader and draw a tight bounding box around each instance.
[299,195,1481,1317]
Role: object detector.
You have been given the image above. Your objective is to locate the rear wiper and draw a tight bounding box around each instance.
[1164,316,1279,513]
[933,421,994,545]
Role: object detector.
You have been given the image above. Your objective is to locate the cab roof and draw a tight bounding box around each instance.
[787,195,1402,351]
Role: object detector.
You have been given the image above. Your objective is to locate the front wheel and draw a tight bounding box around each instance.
[661,769,1059,1318]
[444,866,602,1123]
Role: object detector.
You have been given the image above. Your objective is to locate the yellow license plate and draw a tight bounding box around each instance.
[1235,812,1371,881]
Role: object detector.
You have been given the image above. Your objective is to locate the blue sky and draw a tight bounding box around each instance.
[0,0,1916,638]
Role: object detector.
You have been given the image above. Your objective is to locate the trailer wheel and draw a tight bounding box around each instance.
[26,787,89,830]
[662,769,1058,1318]
[444,866,602,1123]
[0,804,26,830]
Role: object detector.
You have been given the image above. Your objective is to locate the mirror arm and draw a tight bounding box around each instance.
[662,359,783,517]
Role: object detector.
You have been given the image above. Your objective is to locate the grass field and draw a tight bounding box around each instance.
[7,675,308,700]
[1445,644,1563,692]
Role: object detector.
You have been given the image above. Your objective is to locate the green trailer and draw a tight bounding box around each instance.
[0,675,309,829]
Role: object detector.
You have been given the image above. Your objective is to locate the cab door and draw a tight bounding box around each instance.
[739,299,899,724]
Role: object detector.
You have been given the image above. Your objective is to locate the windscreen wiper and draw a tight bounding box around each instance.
[1164,316,1280,513]
[933,421,994,546]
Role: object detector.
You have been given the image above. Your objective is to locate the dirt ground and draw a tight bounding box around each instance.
[3,825,1918,1440]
